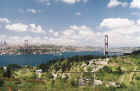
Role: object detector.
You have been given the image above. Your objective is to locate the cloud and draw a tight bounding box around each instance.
[61,0,80,4]
[83,0,88,3]
[61,0,88,4]
[5,23,45,33]
[100,18,135,29]
[18,9,40,14]
[0,18,10,23]
[0,35,47,45]
[3,17,140,47]
[107,0,128,8]
[27,9,39,14]
[38,0,88,5]
[75,12,81,16]
[45,25,103,46]
[137,19,140,25]
[131,12,140,16]
[100,18,140,47]
[39,0,51,6]
[107,0,140,9]
[5,23,28,32]
[5,21,140,47]
[4,25,102,46]
[29,24,46,33]
[130,0,140,8]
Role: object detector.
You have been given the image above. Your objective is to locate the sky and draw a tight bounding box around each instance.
[0,0,140,47]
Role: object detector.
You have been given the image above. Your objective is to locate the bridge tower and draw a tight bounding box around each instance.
[24,40,29,49]
[104,34,108,57]
[0,40,3,50]
[0,40,8,50]
[4,40,8,49]
[24,40,32,54]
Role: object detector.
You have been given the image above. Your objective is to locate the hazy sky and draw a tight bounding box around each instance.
[0,0,140,47]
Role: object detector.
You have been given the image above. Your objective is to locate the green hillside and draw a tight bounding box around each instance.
[0,54,140,91]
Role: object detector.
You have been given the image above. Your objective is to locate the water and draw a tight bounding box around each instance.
[0,51,105,66]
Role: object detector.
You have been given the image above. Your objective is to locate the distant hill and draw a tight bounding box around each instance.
[131,50,140,55]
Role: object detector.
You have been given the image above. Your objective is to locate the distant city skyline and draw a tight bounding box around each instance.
[0,0,140,47]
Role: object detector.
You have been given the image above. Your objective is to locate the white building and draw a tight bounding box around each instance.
[36,69,42,78]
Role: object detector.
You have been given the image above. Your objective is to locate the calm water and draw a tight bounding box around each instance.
[0,51,104,66]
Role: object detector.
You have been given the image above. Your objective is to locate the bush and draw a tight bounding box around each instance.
[103,66,112,72]
[7,64,22,71]
[3,69,12,78]
[135,76,140,80]
[0,80,4,87]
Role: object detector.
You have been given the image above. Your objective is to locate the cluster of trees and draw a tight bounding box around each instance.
[131,50,140,55]
[3,64,22,78]
[38,55,105,72]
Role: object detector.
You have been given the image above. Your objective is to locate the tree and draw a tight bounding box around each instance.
[7,64,21,71]
[3,69,12,78]
[0,80,4,87]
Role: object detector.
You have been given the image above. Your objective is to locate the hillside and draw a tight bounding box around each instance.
[0,54,140,91]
